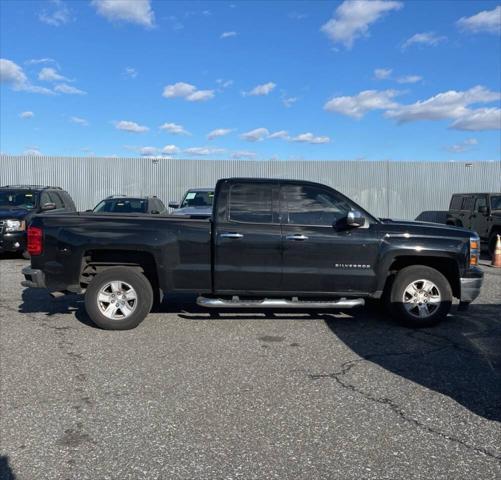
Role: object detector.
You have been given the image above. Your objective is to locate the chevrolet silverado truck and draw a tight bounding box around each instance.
[22,178,483,330]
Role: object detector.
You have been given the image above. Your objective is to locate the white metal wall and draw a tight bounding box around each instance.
[1,156,499,220]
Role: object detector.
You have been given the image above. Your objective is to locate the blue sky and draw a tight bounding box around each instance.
[0,0,500,161]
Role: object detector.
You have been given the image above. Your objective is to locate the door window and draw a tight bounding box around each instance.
[283,184,352,226]
[474,196,487,212]
[49,192,64,209]
[461,196,474,211]
[229,183,274,224]
[40,192,51,207]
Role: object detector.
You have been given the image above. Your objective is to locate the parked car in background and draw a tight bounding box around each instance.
[169,188,214,217]
[91,196,167,215]
[23,178,482,330]
[447,193,501,256]
[0,185,76,258]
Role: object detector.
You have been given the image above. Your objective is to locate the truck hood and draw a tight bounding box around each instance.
[379,218,472,237]
[0,208,30,220]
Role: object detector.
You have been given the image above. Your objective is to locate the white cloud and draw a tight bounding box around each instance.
[124,67,138,78]
[91,0,155,28]
[25,58,60,68]
[292,132,331,144]
[321,0,402,48]
[186,89,214,102]
[23,148,42,156]
[244,82,276,96]
[207,128,232,140]
[385,86,500,125]
[159,122,190,135]
[324,89,400,118]
[231,150,257,159]
[115,120,149,133]
[402,32,447,49]
[38,67,70,82]
[184,147,226,156]
[374,68,392,79]
[54,83,86,95]
[19,111,34,119]
[162,144,180,155]
[451,108,501,131]
[446,138,478,153]
[220,31,237,38]
[241,128,270,142]
[216,79,233,89]
[457,6,501,34]
[162,82,214,102]
[282,96,297,108]
[70,116,89,126]
[139,146,158,156]
[268,130,290,140]
[39,0,72,27]
[396,75,422,84]
[0,58,54,95]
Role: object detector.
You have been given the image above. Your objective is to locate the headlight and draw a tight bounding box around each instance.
[469,235,480,266]
[5,219,26,232]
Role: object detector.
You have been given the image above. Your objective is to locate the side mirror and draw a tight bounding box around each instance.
[168,201,180,209]
[151,210,160,215]
[478,205,488,214]
[41,202,56,211]
[346,211,366,228]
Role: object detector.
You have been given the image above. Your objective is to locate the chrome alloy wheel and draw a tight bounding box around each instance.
[402,279,441,319]
[97,281,138,320]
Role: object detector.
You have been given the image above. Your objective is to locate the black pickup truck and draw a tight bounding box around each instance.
[22,178,483,330]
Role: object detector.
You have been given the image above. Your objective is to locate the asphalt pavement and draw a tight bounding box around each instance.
[0,257,500,480]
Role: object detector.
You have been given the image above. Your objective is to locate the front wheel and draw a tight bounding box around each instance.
[388,266,452,327]
[84,267,153,330]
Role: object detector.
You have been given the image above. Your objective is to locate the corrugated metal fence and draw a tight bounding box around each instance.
[1,156,499,221]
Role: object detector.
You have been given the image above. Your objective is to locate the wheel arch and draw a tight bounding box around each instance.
[381,255,460,299]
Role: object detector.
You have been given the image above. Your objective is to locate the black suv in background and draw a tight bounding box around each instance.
[91,196,167,214]
[447,193,501,255]
[0,185,76,257]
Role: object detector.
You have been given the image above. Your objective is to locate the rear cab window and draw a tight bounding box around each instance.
[228,183,277,224]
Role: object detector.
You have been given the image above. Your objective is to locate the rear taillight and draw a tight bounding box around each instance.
[27,226,43,256]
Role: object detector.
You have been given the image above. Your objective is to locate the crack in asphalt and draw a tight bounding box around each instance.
[309,349,501,462]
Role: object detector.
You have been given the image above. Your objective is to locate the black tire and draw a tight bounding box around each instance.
[388,265,452,328]
[488,232,499,258]
[84,267,153,330]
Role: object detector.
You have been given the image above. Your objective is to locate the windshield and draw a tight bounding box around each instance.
[180,190,214,208]
[491,195,501,210]
[0,190,38,209]
[93,198,148,213]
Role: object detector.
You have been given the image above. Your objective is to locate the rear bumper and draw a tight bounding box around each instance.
[460,267,484,303]
[0,231,26,253]
[21,267,46,289]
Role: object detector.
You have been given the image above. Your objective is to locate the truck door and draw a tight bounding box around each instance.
[214,182,282,294]
[280,183,380,294]
[470,195,489,239]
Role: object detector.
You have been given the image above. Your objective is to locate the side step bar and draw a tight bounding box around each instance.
[196,296,365,309]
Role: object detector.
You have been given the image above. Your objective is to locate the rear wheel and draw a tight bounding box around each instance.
[84,267,153,330]
[389,265,452,327]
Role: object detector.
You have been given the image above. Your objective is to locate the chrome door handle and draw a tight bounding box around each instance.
[220,232,244,239]
[286,234,309,241]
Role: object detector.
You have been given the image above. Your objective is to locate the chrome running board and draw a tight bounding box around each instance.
[196,296,365,309]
